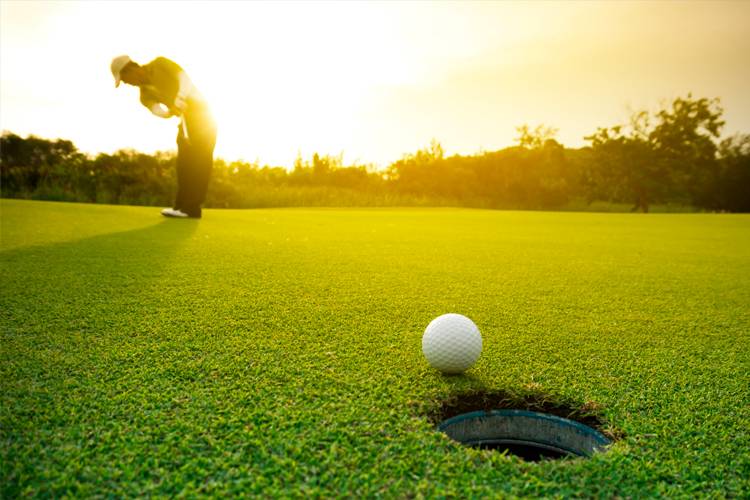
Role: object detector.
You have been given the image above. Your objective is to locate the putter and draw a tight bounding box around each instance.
[181,116,189,144]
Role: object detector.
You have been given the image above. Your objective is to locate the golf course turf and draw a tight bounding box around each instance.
[2,199,749,497]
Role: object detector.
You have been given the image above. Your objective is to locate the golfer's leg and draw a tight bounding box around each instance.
[177,144,202,218]
[193,152,212,213]
[180,121,216,218]
[193,131,216,214]
[180,146,212,218]
[175,135,190,211]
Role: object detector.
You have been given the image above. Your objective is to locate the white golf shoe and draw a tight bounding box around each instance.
[161,208,190,218]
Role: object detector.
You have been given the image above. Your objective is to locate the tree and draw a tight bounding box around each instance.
[585,122,662,212]
[1,132,82,195]
[585,95,725,212]
[716,134,750,212]
[515,124,559,149]
[649,94,724,208]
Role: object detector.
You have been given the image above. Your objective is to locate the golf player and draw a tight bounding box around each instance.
[110,55,216,218]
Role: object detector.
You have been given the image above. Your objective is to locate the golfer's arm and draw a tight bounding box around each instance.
[141,90,174,118]
[177,71,194,101]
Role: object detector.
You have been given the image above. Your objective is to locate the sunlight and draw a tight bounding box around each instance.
[180,2,419,164]
[2,1,749,167]
[100,1,423,165]
[2,1,421,165]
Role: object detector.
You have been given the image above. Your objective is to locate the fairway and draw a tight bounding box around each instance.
[2,199,749,496]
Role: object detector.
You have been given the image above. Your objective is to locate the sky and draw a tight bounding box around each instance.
[1,1,749,168]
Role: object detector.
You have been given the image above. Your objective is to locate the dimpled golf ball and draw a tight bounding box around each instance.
[422,313,482,374]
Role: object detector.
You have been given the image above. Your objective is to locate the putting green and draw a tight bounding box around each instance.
[2,199,749,496]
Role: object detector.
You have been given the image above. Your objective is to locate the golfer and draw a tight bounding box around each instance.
[110,55,216,218]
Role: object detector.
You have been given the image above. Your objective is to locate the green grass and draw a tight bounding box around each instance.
[2,199,749,497]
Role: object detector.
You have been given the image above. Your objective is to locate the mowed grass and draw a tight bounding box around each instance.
[1,199,749,497]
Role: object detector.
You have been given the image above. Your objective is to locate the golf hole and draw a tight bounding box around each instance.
[430,390,618,462]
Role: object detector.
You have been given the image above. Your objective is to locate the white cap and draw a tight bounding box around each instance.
[110,55,132,87]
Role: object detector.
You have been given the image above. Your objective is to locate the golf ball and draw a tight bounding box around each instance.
[422,313,482,374]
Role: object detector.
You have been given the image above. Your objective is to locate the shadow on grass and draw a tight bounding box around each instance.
[0,219,203,497]
[1,218,199,260]
[1,219,200,332]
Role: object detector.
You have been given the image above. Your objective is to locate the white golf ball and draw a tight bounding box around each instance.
[422,313,482,374]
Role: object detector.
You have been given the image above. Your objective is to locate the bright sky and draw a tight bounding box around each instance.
[2,1,749,168]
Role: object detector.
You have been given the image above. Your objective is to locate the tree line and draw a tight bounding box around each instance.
[2,94,748,212]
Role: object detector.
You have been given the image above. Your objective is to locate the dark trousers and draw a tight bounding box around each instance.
[175,110,216,218]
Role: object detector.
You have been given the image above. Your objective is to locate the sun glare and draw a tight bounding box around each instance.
[2,1,749,167]
[107,1,422,166]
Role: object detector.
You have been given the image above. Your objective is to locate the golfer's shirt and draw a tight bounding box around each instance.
[138,57,213,142]
[139,57,204,119]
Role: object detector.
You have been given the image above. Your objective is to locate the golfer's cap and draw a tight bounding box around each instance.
[111,55,132,87]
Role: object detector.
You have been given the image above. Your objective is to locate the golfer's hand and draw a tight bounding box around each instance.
[149,103,172,119]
